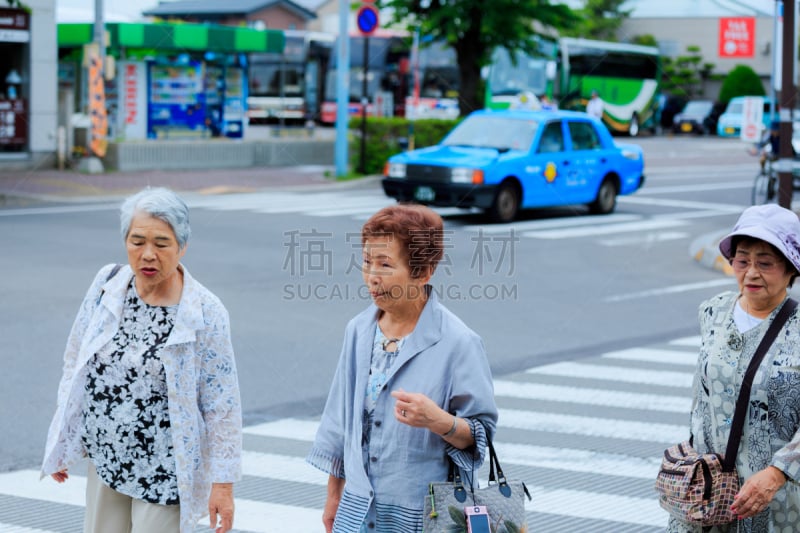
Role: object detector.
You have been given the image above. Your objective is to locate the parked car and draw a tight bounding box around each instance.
[672,100,716,135]
[717,96,774,138]
[382,109,645,223]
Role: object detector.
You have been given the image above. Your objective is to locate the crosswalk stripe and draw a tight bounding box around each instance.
[243,418,319,441]
[529,485,666,527]
[494,379,691,413]
[498,408,687,443]
[0,470,323,533]
[493,442,660,479]
[526,361,693,388]
[464,213,642,233]
[670,336,702,347]
[242,451,326,486]
[600,347,697,366]
[522,218,688,239]
[0,470,85,507]
[0,524,54,533]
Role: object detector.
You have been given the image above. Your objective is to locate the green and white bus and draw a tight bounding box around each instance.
[486,37,661,137]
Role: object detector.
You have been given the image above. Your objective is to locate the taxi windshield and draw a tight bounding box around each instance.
[442,116,539,152]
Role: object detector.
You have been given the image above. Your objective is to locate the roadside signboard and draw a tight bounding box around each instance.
[740,96,764,143]
[719,17,755,58]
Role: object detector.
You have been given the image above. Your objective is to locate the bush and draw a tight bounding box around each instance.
[718,64,766,104]
[348,117,460,175]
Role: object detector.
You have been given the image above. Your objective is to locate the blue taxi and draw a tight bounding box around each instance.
[382,109,645,222]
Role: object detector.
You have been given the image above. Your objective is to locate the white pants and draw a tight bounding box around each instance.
[84,464,180,533]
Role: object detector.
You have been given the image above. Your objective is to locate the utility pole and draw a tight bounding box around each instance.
[94,0,104,67]
[778,0,797,208]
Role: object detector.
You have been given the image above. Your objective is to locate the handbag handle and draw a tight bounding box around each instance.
[722,298,797,471]
[446,420,532,502]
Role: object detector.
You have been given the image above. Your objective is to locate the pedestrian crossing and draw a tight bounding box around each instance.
[181,187,744,246]
[1,186,744,247]
[0,336,704,532]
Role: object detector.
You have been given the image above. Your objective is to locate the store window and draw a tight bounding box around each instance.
[0,8,30,152]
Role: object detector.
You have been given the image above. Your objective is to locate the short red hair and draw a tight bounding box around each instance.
[362,204,444,278]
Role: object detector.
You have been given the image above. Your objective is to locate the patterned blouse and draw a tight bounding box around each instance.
[82,280,179,505]
[669,292,800,533]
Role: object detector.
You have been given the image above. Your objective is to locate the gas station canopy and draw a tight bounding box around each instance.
[58,22,285,54]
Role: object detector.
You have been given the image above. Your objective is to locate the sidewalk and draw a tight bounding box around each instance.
[690,230,734,276]
[0,164,378,205]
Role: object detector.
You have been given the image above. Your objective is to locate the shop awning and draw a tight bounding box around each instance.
[58,22,285,54]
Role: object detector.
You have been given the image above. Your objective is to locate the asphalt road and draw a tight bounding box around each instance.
[0,134,768,472]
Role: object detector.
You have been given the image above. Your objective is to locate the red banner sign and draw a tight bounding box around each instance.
[719,17,755,58]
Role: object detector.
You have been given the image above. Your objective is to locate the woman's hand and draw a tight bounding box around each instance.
[324,475,344,533]
[730,466,787,519]
[208,482,234,533]
[390,389,442,430]
[50,470,69,483]
[391,389,474,449]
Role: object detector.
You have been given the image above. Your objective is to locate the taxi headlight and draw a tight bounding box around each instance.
[451,168,484,184]
[385,162,407,178]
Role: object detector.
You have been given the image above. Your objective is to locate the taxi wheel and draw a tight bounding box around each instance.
[489,182,520,223]
[589,178,617,214]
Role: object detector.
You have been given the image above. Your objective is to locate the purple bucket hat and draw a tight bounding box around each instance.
[719,204,800,273]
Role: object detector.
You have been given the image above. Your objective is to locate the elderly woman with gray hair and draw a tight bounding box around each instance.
[41,187,242,533]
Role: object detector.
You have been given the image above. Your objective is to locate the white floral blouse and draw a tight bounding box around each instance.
[42,264,242,533]
[669,292,800,533]
[82,280,179,505]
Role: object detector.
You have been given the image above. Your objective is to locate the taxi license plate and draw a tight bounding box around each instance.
[725,127,735,134]
[681,123,692,132]
[414,186,435,202]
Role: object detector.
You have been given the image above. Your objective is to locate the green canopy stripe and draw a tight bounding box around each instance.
[232,27,264,52]
[57,22,285,53]
[208,27,235,52]
[174,25,208,50]
[117,23,145,48]
[143,24,175,50]
[57,24,93,47]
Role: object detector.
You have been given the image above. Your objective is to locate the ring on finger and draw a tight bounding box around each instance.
[401,409,407,417]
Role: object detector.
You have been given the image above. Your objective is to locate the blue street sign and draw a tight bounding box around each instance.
[356,4,379,35]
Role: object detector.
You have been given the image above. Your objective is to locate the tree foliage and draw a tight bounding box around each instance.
[718,64,766,104]
[377,0,579,116]
[661,45,720,100]
[562,0,633,41]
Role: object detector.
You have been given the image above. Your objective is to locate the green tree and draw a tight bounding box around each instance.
[378,0,579,117]
[661,45,719,99]
[563,0,633,41]
[718,64,766,104]
[629,34,658,47]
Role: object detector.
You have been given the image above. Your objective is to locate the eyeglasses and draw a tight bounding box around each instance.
[729,257,783,274]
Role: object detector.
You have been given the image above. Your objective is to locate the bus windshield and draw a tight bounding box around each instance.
[249,63,304,98]
[489,49,548,97]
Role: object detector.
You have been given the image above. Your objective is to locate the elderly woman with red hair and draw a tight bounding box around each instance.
[307,204,498,533]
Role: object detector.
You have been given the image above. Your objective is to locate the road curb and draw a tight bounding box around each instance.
[690,230,733,276]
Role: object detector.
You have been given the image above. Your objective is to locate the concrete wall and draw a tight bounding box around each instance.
[104,139,335,171]
[619,16,777,99]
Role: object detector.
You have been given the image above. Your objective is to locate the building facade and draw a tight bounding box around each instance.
[1,0,57,169]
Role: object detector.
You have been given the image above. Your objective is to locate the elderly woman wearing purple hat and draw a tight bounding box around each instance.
[668,204,800,533]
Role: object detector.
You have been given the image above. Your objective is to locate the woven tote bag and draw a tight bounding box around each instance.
[423,437,530,533]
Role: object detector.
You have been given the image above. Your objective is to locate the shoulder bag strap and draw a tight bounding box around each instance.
[723,298,797,471]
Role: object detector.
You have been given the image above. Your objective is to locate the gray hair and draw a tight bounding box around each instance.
[120,187,191,249]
